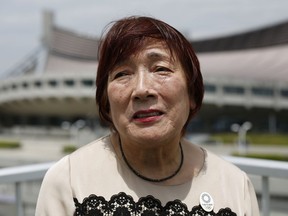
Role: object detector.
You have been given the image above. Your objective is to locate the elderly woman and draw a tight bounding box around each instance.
[36,16,259,215]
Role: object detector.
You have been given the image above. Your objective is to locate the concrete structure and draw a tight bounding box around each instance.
[0,11,288,133]
[0,11,99,128]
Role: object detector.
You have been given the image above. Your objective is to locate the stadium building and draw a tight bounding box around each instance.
[0,11,288,134]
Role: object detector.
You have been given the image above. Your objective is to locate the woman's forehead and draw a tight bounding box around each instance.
[134,43,170,59]
[109,38,177,72]
[127,39,176,62]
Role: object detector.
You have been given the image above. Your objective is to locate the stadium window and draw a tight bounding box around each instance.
[28,115,41,126]
[49,116,62,126]
[280,89,288,98]
[251,87,274,97]
[204,84,216,93]
[82,79,94,87]
[22,82,29,88]
[34,80,42,88]
[11,84,17,90]
[48,80,58,87]
[223,86,245,95]
[64,79,75,87]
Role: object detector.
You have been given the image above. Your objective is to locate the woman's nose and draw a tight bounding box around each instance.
[132,72,156,100]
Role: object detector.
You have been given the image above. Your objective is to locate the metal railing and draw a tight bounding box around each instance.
[0,162,54,216]
[223,156,288,216]
[0,157,288,216]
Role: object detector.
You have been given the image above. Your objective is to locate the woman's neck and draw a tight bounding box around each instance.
[111,132,183,182]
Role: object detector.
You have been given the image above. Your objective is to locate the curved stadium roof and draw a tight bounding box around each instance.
[41,16,288,85]
[193,19,288,83]
[4,12,288,83]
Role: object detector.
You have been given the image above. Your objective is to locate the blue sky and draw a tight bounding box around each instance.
[1,0,288,75]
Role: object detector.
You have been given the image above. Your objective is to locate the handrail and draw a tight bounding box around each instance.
[225,156,288,216]
[1,157,287,184]
[0,162,54,216]
[0,162,54,184]
[0,157,288,216]
[223,156,288,178]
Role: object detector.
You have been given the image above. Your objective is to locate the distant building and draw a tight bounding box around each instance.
[194,19,288,133]
[0,11,288,133]
[0,11,99,129]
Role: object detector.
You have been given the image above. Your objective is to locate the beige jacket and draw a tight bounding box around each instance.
[36,135,259,215]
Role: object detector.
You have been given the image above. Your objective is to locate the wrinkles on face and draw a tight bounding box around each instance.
[107,40,191,145]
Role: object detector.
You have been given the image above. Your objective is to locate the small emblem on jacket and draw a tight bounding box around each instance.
[200,192,214,212]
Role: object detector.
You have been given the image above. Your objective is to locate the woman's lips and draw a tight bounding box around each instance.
[132,110,163,122]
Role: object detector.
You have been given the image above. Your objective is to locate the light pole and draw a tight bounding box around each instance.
[71,120,86,147]
[61,120,86,147]
[231,121,252,154]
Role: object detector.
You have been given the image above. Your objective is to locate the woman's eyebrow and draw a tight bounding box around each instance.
[112,51,171,71]
[112,59,130,70]
[146,51,170,61]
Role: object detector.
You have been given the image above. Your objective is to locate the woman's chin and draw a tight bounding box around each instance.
[127,127,178,143]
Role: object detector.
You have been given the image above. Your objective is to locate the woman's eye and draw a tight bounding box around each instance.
[155,66,172,72]
[114,71,128,79]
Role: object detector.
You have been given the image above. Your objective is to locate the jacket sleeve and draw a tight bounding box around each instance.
[244,172,260,216]
[35,156,74,216]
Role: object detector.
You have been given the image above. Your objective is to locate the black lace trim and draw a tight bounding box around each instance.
[73,192,237,216]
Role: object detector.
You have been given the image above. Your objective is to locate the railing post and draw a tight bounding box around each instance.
[261,176,270,216]
[15,182,24,216]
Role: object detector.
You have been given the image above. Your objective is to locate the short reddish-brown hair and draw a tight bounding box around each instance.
[96,16,204,131]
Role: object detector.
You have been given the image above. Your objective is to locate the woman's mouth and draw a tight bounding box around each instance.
[133,110,163,122]
[133,111,162,119]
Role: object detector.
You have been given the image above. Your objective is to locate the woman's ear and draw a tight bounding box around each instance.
[190,99,196,110]
[189,99,197,118]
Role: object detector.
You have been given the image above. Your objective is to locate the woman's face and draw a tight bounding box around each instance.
[107,40,193,145]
